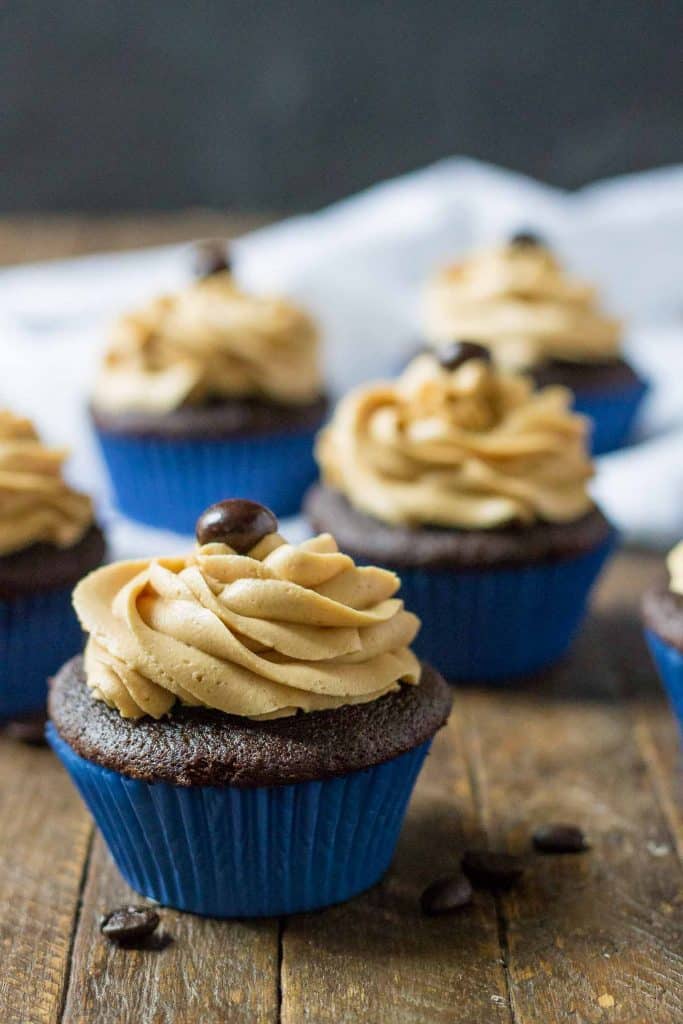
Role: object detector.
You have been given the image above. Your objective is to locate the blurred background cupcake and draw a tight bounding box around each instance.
[0,409,105,720]
[643,541,683,735]
[307,343,616,681]
[422,233,648,455]
[91,242,327,533]
[47,498,451,917]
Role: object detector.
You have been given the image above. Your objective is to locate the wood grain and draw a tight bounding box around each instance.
[595,550,683,858]
[61,835,279,1024]
[0,212,272,266]
[457,615,683,1024]
[0,738,92,1024]
[1,220,682,1024]
[281,714,512,1024]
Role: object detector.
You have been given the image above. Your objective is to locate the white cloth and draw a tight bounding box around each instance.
[0,158,681,556]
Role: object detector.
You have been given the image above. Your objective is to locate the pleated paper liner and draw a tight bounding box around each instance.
[48,725,432,918]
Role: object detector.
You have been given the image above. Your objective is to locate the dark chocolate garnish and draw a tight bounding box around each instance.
[196,499,278,552]
[2,712,48,747]
[461,849,524,889]
[420,873,473,915]
[438,340,492,372]
[191,239,232,279]
[532,823,590,854]
[509,230,544,248]
[100,906,160,946]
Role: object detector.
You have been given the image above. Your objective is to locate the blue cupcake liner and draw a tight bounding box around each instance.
[95,427,320,533]
[0,588,85,720]
[47,724,431,918]
[393,535,616,682]
[644,629,683,736]
[573,378,648,456]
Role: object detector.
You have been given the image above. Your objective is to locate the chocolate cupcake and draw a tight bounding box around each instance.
[422,234,647,454]
[643,542,683,734]
[307,347,616,681]
[91,241,327,531]
[0,410,105,719]
[47,499,451,917]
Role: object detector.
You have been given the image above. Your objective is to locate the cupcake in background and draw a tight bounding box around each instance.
[47,498,451,917]
[307,344,616,681]
[643,541,683,734]
[91,241,327,532]
[0,410,105,720]
[422,233,647,454]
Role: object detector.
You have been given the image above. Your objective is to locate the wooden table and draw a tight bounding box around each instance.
[0,219,681,1024]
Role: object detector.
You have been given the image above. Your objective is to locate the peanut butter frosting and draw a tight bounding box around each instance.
[667,542,683,597]
[93,271,322,414]
[0,410,94,557]
[423,242,621,370]
[73,531,421,720]
[316,353,594,530]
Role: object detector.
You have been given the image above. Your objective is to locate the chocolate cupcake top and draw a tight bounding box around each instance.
[73,500,420,720]
[422,239,621,370]
[92,270,321,414]
[316,351,594,530]
[0,409,95,557]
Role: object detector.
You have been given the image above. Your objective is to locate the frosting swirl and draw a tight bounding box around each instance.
[667,541,683,597]
[93,271,322,414]
[316,354,594,529]
[73,531,420,720]
[423,242,621,369]
[0,410,94,556]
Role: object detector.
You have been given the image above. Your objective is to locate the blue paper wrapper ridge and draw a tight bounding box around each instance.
[96,427,320,533]
[0,588,84,720]
[645,628,683,736]
[395,535,616,681]
[573,378,648,456]
[47,725,431,918]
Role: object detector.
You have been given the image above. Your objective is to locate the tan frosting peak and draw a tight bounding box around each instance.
[316,354,594,530]
[93,271,322,414]
[423,242,621,369]
[0,410,94,557]
[667,541,683,597]
[73,530,421,720]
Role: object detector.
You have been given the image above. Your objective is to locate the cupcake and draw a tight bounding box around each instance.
[422,233,647,454]
[47,498,451,917]
[306,344,616,681]
[0,410,105,719]
[642,541,683,733]
[91,242,327,532]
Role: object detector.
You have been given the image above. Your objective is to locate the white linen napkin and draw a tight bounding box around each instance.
[0,157,681,556]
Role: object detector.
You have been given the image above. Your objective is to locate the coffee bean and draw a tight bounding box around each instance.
[420,873,473,915]
[2,712,47,747]
[532,823,589,854]
[438,340,492,372]
[509,230,544,248]
[196,499,278,552]
[191,239,232,279]
[461,849,524,889]
[100,905,160,946]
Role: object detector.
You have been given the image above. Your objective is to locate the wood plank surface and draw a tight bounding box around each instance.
[61,835,279,1024]
[0,740,92,1024]
[596,551,683,857]
[281,715,511,1024]
[0,212,271,266]
[456,623,683,1023]
[0,219,681,1024]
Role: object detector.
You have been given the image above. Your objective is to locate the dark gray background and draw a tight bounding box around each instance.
[2,1,682,212]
